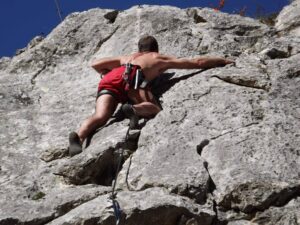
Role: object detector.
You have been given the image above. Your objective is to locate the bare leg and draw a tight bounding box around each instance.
[78,94,118,143]
[128,89,161,118]
[133,102,160,117]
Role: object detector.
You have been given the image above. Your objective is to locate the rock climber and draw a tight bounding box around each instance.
[69,35,234,156]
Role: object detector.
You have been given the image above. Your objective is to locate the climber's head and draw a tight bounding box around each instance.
[138,35,159,53]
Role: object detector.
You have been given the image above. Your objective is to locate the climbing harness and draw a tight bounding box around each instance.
[110,125,131,225]
[122,63,149,90]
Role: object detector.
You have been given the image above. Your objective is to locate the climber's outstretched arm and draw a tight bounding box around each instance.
[157,55,234,70]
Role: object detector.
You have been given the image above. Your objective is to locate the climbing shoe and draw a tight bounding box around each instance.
[122,104,139,129]
[68,132,82,156]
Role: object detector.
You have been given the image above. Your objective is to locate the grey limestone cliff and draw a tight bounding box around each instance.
[0,3,299,225]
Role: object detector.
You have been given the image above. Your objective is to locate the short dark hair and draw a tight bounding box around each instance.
[138,36,159,52]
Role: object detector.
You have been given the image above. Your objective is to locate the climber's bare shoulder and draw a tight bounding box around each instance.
[128,52,173,81]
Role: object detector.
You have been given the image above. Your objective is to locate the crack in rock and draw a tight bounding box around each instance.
[0,217,53,225]
[197,139,210,156]
[49,191,110,223]
[0,185,111,225]
[30,64,47,86]
[202,161,220,225]
[218,183,300,220]
[90,25,120,57]
[210,122,260,141]
[212,75,270,91]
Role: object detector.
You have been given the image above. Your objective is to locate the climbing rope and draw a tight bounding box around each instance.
[54,0,63,22]
[110,125,131,225]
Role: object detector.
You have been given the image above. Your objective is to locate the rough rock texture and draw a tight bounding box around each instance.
[275,0,300,36]
[48,188,214,225]
[0,3,300,225]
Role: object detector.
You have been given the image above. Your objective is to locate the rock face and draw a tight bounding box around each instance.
[275,0,300,36]
[0,3,300,225]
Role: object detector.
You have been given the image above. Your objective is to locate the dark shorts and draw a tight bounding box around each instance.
[96,89,119,101]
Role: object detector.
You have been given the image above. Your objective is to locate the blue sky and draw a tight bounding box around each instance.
[0,0,290,58]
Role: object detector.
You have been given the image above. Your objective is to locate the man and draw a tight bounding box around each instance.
[69,35,233,156]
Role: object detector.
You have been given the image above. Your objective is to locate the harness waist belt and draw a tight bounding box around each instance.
[122,64,149,89]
